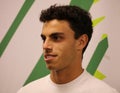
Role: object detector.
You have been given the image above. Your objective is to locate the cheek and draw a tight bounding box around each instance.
[56,43,73,53]
[58,43,77,60]
[52,43,77,70]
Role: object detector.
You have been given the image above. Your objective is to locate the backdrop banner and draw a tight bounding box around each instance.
[0,0,120,93]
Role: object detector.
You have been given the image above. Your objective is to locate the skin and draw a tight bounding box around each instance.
[41,19,88,84]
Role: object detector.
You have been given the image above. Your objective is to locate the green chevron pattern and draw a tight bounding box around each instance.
[86,34,108,75]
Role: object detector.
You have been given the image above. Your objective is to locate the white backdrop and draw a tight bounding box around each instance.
[0,0,120,93]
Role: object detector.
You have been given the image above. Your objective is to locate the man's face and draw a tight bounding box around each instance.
[41,19,79,71]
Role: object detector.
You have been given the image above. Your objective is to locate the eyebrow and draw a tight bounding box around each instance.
[50,32,64,37]
[41,32,64,38]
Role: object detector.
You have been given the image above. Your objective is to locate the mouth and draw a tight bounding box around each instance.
[44,54,57,62]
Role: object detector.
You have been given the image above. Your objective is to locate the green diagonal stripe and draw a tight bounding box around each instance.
[94,70,106,80]
[92,16,105,27]
[70,0,94,11]
[23,54,50,86]
[93,0,100,4]
[86,34,108,75]
[0,0,35,57]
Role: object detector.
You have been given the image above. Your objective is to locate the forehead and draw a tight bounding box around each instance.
[41,19,74,36]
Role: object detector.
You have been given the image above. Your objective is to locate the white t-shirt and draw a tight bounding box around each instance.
[17,71,119,93]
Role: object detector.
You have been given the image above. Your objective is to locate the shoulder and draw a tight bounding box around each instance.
[82,71,119,93]
[17,75,50,93]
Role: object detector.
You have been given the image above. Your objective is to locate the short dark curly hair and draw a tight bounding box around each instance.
[40,4,93,54]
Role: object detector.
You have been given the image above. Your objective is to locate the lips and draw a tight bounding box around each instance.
[44,54,57,62]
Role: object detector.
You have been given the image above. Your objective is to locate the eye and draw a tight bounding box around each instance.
[41,35,46,42]
[52,35,63,42]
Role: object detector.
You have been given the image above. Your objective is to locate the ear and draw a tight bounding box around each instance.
[76,34,88,50]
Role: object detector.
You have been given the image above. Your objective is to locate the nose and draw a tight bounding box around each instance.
[43,39,52,52]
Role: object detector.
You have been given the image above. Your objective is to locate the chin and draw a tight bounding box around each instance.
[47,66,61,72]
[47,65,55,70]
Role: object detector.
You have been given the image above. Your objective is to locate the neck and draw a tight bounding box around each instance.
[50,61,84,84]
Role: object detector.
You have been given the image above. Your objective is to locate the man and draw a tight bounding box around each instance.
[17,5,119,93]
